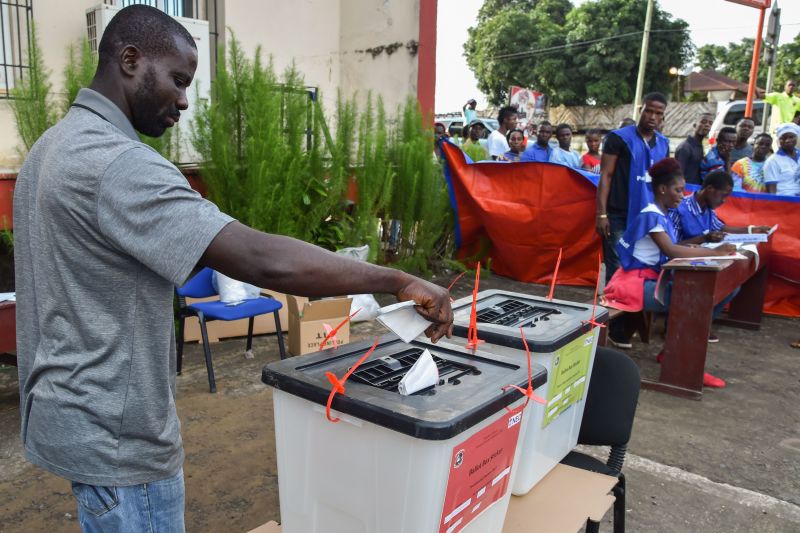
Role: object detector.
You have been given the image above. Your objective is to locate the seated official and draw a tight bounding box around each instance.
[602,158,739,388]
[669,170,771,245]
[499,128,525,162]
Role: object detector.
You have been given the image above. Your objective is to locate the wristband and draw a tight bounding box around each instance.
[597,214,608,219]
[748,225,754,234]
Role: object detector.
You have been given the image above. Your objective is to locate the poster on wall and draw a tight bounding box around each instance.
[509,86,546,128]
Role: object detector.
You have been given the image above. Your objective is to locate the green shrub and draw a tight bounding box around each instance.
[10,24,57,154]
[62,38,97,114]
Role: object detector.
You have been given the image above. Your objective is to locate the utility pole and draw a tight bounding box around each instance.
[762,3,781,131]
[632,0,655,118]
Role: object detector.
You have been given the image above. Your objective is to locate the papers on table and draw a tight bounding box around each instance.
[0,292,15,302]
[720,224,778,244]
[681,253,749,261]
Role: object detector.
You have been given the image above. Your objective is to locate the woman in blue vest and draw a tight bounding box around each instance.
[602,158,738,388]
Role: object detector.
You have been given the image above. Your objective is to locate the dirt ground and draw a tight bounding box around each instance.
[1,273,799,532]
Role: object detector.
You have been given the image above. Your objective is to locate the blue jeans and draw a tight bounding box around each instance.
[71,468,185,533]
[643,280,740,322]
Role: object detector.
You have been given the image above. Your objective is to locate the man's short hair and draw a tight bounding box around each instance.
[702,170,734,191]
[642,92,668,106]
[497,106,517,123]
[737,117,755,125]
[586,128,602,137]
[555,123,572,134]
[98,5,196,74]
[538,120,552,128]
[754,132,772,143]
[718,126,737,139]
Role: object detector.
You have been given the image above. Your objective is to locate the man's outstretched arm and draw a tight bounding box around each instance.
[199,221,453,342]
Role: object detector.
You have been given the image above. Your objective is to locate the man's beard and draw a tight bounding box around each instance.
[132,66,169,137]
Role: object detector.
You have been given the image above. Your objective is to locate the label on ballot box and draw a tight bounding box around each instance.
[439,410,524,533]
[543,333,594,428]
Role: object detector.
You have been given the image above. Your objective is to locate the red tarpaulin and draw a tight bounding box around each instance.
[441,141,800,317]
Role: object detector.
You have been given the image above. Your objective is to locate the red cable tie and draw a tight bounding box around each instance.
[447,271,467,303]
[503,326,546,412]
[583,252,607,329]
[320,308,361,350]
[466,263,484,350]
[325,338,381,423]
[547,248,563,301]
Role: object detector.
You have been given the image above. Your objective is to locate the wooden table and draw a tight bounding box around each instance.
[641,242,770,399]
[0,301,16,366]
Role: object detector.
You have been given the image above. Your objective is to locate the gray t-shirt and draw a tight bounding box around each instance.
[14,89,233,486]
[730,143,753,165]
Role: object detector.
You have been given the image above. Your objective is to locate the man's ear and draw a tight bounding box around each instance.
[119,45,142,78]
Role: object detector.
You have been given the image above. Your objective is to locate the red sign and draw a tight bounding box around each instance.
[725,0,770,9]
[438,409,524,533]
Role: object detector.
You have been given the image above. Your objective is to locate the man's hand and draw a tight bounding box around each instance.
[718,243,738,255]
[752,225,771,234]
[396,279,454,343]
[596,216,610,238]
[706,231,725,242]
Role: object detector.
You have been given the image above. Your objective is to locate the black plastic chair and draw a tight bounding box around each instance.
[560,347,640,533]
[176,268,287,393]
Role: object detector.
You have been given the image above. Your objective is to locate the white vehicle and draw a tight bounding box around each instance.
[708,100,766,145]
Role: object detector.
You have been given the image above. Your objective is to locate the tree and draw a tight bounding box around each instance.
[464,0,573,106]
[565,0,691,106]
[695,32,800,93]
[464,0,692,107]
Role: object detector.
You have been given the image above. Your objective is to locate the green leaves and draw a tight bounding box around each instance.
[464,0,692,106]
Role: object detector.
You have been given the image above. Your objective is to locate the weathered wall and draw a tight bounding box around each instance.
[1,0,427,170]
[0,0,98,169]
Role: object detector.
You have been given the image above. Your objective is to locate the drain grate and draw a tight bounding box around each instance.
[349,348,479,393]
[476,299,562,327]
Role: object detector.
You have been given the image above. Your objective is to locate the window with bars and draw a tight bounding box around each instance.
[0,0,33,98]
[109,0,206,20]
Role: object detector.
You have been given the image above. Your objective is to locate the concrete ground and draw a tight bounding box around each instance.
[1,273,798,532]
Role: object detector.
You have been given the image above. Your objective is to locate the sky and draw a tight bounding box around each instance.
[435,0,800,113]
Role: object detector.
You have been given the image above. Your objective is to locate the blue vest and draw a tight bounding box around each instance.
[613,125,670,228]
[675,197,720,240]
[616,204,678,271]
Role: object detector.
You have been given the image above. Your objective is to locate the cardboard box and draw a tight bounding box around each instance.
[182,290,288,344]
[287,296,353,356]
[503,464,617,532]
[247,464,616,533]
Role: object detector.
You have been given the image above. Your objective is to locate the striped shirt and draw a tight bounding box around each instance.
[669,193,723,240]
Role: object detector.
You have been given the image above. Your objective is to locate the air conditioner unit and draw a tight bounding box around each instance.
[85,3,210,164]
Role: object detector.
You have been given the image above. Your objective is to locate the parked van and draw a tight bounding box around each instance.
[708,100,765,145]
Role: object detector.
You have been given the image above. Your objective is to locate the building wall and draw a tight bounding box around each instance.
[0,0,427,170]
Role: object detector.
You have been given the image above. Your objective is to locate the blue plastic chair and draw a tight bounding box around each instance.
[176,268,287,392]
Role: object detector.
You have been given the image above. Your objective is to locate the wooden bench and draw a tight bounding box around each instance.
[640,241,770,399]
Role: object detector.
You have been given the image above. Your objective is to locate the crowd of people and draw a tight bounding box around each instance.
[439,82,800,387]
[444,79,800,199]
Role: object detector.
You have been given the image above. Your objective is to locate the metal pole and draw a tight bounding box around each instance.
[745,7,766,117]
[762,60,776,131]
[632,0,655,118]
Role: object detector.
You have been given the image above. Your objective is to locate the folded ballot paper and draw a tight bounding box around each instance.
[398,348,439,395]
[376,300,432,343]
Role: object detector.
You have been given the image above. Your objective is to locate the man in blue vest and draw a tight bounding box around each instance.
[596,92,670,347]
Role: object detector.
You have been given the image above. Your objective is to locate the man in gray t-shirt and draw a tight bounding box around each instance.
[14,6,452,532]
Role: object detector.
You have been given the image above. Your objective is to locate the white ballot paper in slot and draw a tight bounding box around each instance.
[398,348,439,396]
[376,300,432,343]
